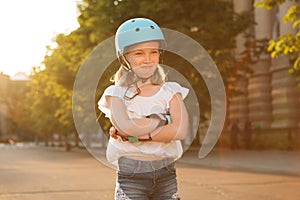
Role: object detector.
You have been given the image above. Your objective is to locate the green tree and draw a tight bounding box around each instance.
[26,0,253,144]
[255,0,300,85]
[0,75,31,140]
[25,69,60,144]
[25,31,90,147]
[77,0,253,119]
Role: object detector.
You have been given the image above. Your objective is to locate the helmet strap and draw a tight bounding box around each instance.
[118,52,132,71]
[137,74,152,83]
[128,69,153,84]
[124,67,158,100]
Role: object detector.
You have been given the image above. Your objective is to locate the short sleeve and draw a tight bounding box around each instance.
[98,85,126,118]
[162,82,189,108]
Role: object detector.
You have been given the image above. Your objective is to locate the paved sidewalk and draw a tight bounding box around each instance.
[179,147,300,176]
[1,145,300,200]
[1,143,300,176]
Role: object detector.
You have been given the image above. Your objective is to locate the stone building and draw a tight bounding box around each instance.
[0,73,9,137]
[0,72,30,140]
[228,0,300,147]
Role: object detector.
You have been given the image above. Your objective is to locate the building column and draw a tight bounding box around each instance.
[0,73,9,136]
[229,0,252,127]
[271,1,300,129]
[247,1,273,128]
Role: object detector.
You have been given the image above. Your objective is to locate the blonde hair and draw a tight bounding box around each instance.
[111,64,166,86]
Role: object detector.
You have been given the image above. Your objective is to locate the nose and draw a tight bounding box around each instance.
[143,53,151,63]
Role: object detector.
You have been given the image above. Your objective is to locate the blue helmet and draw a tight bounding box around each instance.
[115,18,166,55]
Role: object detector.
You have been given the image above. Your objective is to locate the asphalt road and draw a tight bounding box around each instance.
[0,145,300,200]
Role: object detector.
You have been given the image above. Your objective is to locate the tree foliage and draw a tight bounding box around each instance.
[0,77,31,139]
[25,0,253,140]
[255,0,300,83]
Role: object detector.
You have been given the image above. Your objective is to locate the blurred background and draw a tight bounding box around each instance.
[0,0,299,151]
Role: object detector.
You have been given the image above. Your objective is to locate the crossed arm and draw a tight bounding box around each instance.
[105,93,189,143]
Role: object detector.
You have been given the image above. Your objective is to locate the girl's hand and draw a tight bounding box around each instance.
[109,126,129,140]
[109,126,119,139]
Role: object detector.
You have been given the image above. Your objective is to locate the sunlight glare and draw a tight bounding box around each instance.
[0,0,80,76]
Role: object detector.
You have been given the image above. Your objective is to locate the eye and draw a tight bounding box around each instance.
[134,51,143,56]
[151,50,159,55]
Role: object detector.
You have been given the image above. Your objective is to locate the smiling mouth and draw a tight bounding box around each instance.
[141,64,156,68]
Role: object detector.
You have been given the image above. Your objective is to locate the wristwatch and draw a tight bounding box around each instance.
[146,113,168,127]
[115,131,152,143]
[127,133,152,143]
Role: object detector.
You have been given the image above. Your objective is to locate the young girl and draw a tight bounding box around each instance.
[98,18,189,200]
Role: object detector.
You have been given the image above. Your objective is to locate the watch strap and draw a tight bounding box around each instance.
[146,113,168,127]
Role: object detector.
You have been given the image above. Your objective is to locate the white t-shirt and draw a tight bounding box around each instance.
[98,82,189,166]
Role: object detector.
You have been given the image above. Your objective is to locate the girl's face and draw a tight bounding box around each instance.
[125,41,160,79]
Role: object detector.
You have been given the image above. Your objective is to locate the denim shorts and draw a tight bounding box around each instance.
[115,157,181,200]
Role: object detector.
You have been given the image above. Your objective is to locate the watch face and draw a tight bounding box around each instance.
[128,136,139,143]
[165,114,172,124]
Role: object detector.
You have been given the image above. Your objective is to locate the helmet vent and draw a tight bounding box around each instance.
[131,20,135,22]
[150,25,155,29]
[135,28,140,32]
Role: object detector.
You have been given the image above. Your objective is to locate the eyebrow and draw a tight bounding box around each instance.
[130,48,159,52]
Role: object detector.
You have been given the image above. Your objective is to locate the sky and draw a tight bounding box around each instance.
[0,0,80,76]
